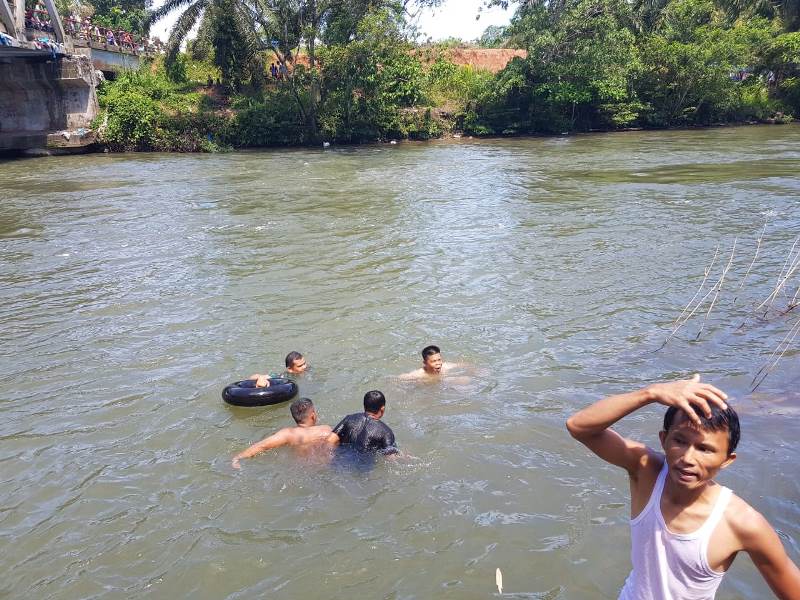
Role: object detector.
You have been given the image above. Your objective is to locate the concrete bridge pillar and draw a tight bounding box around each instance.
[0,54,100,151]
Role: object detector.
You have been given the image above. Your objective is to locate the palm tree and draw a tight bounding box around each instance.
[146,0,263,88]
[716,0,799,30]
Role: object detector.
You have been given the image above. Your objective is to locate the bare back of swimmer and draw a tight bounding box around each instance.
[231,398,335,468]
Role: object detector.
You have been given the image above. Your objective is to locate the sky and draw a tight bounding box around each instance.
[149,0,514,43]
[414,0,514,42]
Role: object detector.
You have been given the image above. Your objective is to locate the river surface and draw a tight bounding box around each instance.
[2,126,800,599]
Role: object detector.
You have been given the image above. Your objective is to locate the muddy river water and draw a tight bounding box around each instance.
[1,126,799,598]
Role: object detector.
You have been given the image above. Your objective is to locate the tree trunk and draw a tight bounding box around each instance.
[306,0,320,143]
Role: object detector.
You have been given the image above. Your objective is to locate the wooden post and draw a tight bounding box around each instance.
[0,0,17,38]
[13,0,24,35]
[41,0,65,43]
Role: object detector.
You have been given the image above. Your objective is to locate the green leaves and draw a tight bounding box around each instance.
[98,66,226,151]
[479,0,794,132]
[315,8,426,141]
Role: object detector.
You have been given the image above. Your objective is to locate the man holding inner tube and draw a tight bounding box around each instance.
[249,351,308,388]
[231,397,333,468]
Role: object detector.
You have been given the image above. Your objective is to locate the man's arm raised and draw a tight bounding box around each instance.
[231,429,290,469]
[566,375,729,476]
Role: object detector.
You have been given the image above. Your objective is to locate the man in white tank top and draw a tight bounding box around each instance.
[566,375,800,599]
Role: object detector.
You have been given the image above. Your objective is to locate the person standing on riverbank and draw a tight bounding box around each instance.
[566,375,800,599]
[231,398,333,468]
[249,350,308,388]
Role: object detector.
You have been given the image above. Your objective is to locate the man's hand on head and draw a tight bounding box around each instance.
[646,374,728,426]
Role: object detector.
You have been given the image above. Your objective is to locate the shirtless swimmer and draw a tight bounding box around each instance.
[399,345,463,380]
[231,398,334,468]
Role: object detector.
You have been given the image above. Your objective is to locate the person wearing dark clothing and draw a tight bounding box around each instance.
[331,390,398,455]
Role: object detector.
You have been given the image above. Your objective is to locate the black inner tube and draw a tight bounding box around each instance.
[222,378,298,407]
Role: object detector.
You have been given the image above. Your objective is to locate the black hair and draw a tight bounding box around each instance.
[663,403,740,454]
[290,398,314,423]
[421,345,440,360]
[363,390,386,414]
[285,351,303,368]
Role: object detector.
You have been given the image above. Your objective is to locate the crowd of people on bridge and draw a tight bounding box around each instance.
[24,5,163,55]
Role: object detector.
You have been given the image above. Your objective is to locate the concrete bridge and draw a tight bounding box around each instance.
[1,0,151,152]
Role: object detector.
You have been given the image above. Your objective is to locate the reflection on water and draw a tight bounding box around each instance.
[1,125,799,599]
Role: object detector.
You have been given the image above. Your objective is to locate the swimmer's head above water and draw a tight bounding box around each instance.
[290,397,317,425]
[364,390,386,419]
[421,345,443,374]
[285,351,308,374]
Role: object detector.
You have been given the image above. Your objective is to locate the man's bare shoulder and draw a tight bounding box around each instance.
[285,425,333,445]
[635,448,665,473]
[399,368,426,380]
[629,450,664,512]
[724,493,773,543]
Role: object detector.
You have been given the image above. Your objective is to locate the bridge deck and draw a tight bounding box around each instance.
[0,44,60,59]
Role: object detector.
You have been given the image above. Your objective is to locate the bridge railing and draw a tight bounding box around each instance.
[24,8,163,56]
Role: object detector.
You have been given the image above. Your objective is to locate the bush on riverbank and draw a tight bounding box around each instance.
[97,68,226,152]
[226,89,309,147]
[458,0,795,135]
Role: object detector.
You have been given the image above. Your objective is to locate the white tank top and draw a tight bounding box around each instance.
[618,462,732,600]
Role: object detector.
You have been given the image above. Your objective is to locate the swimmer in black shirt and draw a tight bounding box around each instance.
[331,390,398,455]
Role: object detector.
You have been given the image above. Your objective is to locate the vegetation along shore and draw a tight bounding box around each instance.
[95,0,800,152]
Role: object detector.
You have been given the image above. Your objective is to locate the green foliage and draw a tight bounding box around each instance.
[103,90,160,149]
[395,108,449,139]
[478,25,509,48]
[322,0,406,44]
[316,9,426,142]
[146,0,264,91]
[477,0,793,133]
[97,67,225,152]
[485,0,640,133]
[226,90,308,146]
[779,77,800,113]
[165,53,189,83]
[98,0,798,153]
[635,4,775,126]
[92,5,147,36]
[185,57,221,84]
[432,37,467,49]
[206,0,262,91]
[425,58,495,108]
[88,0,148,35]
